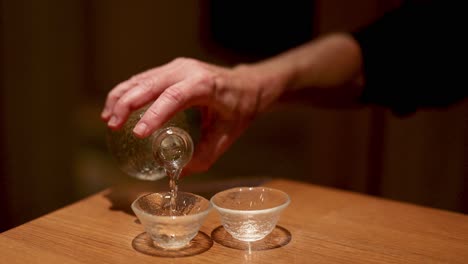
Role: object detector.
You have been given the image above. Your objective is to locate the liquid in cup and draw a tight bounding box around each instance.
[132,192,212,249]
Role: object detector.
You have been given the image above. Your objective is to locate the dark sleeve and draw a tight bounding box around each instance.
[353,1,466,116]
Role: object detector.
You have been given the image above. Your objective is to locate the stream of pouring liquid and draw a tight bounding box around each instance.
[165,166,182,215]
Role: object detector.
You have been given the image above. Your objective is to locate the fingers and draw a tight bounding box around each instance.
[101,59,183,122]
[107,74,177,129]
[101,80,137,121]
[101,69,160,120]
[133,77,212,137]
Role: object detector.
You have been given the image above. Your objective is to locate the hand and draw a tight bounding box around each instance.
[101,58,277,174]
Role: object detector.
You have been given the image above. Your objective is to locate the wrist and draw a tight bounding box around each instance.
[233,62,293,112]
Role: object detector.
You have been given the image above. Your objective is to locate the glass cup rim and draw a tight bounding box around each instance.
[131,191,213,220]
[210,186,291,215]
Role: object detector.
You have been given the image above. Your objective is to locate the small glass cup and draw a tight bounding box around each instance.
[132,192,212,249]
[211,187,290,242]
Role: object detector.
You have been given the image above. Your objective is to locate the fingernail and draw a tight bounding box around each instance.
[101,109,110,119]
[108,115,119,127]
[133,122,148,136]
[101,112,110,120]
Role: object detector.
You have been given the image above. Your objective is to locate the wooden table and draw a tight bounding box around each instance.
[1,179,467,263]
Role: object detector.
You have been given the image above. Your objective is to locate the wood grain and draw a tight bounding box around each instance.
[1,179,467,263]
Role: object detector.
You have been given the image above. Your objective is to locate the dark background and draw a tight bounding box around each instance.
[1,0,467,232]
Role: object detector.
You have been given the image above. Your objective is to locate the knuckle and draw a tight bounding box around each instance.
[114,97,130,110]
[108,90,121,101]
[145,107,161,120]
[129,74,142,82]
[172,57,189,65]
[173,57,201,68]
[211,76,228,101]
[121,95,134,107]
[241,95,258,117]
[162,87,185,104]
[138,78,155,90]
[192,70,217,90]
[209,75,223,95]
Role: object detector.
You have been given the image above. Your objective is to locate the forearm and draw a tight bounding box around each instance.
[239,33,365,109]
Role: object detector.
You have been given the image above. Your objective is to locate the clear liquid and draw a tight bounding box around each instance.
[165,166,182,216]
[156,129,193,216]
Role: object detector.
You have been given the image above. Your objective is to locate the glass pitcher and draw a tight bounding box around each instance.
[106,105,201,180]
